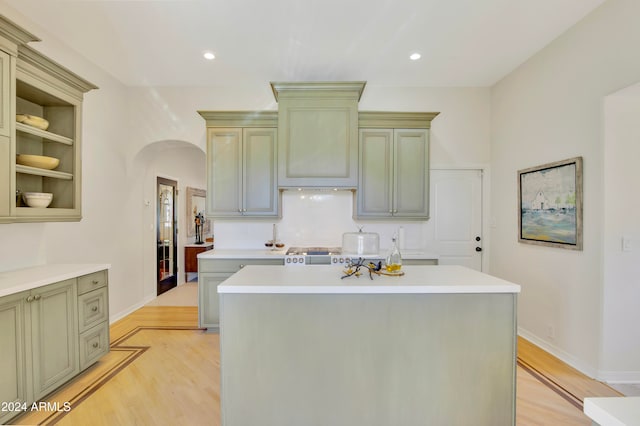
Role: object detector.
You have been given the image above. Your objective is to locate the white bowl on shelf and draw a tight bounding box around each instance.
[22,192,53,208]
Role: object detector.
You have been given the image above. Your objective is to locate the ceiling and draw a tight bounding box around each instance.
[3,0,606,88]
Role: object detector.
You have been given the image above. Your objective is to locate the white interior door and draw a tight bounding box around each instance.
[426,169,483,271]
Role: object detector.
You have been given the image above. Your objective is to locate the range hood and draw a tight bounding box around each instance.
[271,81,366,189]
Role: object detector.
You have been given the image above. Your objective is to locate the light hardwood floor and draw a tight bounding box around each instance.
[10,284,623,426]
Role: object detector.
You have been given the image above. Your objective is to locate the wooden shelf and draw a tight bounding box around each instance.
[16,164,73,180]
[16,122,74,145]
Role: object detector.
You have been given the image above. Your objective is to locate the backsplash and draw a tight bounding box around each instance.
[213,190,427,251]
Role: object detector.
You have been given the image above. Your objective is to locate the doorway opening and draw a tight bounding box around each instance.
[157,177,178,295]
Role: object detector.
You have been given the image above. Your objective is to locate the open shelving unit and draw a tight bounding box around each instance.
[0,15,97,223]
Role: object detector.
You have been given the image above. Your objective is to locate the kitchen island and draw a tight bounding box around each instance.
[218,265,520,426]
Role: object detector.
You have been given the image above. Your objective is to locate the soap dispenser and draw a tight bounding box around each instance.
[385,236,402,272]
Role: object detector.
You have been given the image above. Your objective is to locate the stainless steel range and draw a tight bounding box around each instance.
[284,246,384,266]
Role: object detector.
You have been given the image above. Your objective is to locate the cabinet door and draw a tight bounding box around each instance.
[243,128,278,216]
[0,292,27,425]
[0,49,10,138]
[29,279,79,400]
[206,128,242,216]
[198,272,231,330]
[278,98,358,187]
[393,129,429,218]
[357,129,393,218]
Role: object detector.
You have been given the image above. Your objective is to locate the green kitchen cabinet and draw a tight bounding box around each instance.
[28,278,79,400]
[0,266,109,424]
[271,81,365,188]
[198,258,283,331]
[0,278,78,418]
[199,112,279,218]
[0,48,11,138]
[0,16,96,224]
[357,128,429,219]
[0,291,27,425]
[356,112,439,220]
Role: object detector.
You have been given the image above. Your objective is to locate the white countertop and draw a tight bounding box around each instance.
[198,248,439,260]
[218,265,520,294]
[584,397,640,426]
[0,264,111,298]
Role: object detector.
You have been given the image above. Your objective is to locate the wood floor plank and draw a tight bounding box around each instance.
[8,305,625,425]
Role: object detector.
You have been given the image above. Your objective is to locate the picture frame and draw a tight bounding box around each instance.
[518,157,583,250]
[186,187,210,238]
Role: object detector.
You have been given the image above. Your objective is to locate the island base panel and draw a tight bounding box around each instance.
[220,292,516,426]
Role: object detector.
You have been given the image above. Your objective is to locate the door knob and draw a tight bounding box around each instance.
[475,247,482,252]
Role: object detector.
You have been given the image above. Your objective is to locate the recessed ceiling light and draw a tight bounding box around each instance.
[409,53,421,61]
[203,51,215,60]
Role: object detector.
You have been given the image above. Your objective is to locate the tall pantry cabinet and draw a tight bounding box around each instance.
[0,15,97,223]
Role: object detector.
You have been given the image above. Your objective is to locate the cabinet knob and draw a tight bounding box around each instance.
[92,306,98,312]
[92,280,99,285]
[26,295,34,302]
[239,264,245,268]
[34,294,41,300]
[92,342,99,348]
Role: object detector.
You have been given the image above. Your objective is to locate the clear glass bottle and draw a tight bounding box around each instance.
[385,237,402,272]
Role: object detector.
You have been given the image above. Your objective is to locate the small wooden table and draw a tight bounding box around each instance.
[184,243,213,281]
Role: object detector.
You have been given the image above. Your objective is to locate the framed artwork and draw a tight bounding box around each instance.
[186,187,210,238]
[518,157,583,250]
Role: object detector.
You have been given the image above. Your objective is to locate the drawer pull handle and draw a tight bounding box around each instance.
[91,306,98,312]
[92,342,99,348]
[92,280,99,285]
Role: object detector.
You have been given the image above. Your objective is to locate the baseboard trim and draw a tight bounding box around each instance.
[109,295,155,324]
[597,370,640,384]
[518,327,598,379]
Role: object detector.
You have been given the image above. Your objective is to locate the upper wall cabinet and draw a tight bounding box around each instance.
[271,81,365,188]
[356,112,439,221]
[198,111,280,218]
[0,16,97,224]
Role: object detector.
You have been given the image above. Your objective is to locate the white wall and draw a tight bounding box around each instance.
[0,3,142,322]
[601,87,640,382]
[490,0,640,379]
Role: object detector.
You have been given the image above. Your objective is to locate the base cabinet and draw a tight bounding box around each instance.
[29,279,79,401]
[198,258,283,331]
[0,292,27,426]
[0,267,109,424]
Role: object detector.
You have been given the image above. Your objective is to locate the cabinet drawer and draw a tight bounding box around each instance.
[78,270,107,295]
[78,287,108,333]
[79,322,109,370]
[199,258,283,273]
